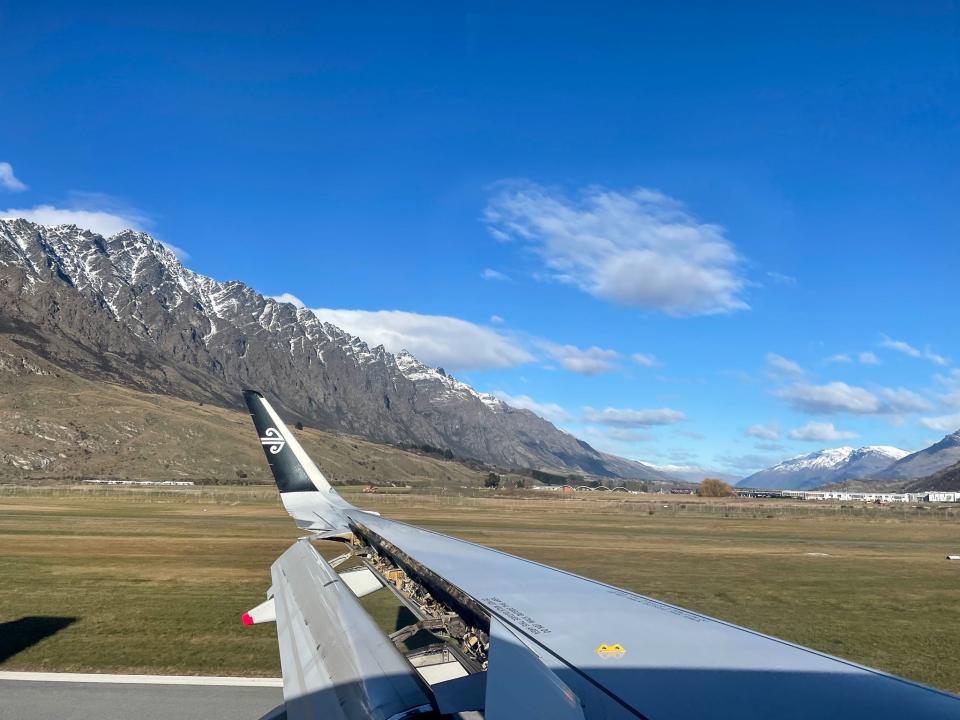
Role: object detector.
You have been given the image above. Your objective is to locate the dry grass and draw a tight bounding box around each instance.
[1,487,958,693]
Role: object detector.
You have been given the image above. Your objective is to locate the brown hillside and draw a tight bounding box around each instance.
[0,335,507,487]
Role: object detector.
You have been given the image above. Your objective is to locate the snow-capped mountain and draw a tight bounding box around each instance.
[739,446,909,490]
[0,218,669,481]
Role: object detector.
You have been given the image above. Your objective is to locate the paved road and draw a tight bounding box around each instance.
[0,674,285,720]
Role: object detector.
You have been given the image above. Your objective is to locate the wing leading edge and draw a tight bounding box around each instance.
[242,390,960,719]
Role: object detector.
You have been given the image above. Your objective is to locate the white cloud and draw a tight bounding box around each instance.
[0,162,27,191]
[310,308,533,371]
[537,341,620,375]
[489,314,505,324]
[631,352,658,367]
[779,381,931,415]
[582,406,687,427]
[825,354,852,364]
[268,293,306,309]
[876,387,932,413]
[858,351,880,365]
[788,422,859,442]
[1,191,189,260]
[940,391,960,409]
[3,193,149,237]
[3,203,146,237]
[745,422,780,441]
[481,268,510,281]
[919,413,960,432]
[492,391,573,423]
[880,335,948,365]
[766,353,804,377]
[484,181,748,316]
[881,335,922,358]
[935,369,960,408]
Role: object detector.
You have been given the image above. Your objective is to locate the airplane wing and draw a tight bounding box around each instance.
[241,390,960,719]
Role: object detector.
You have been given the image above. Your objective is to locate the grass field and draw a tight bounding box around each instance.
[1,485,959,693]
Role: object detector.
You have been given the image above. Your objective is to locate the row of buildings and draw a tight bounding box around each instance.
[780,489,959,503]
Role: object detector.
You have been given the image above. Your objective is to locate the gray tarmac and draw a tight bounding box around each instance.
[0,679,285,720]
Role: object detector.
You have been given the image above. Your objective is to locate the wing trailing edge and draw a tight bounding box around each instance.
[271,539,434,720]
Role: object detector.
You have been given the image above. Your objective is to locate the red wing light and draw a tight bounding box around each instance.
[241,612,254,626]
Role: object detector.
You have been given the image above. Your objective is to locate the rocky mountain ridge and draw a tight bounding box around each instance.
[0,218,669,481]
[870,430,960,481]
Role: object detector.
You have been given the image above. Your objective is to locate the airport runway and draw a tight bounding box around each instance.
[0,672,285,720]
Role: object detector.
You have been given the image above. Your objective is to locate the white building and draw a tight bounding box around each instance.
[781,489,956,503]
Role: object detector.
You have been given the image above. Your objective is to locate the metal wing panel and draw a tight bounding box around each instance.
[485,616,586,720]
[351,512,960,720]
[270,539,433,720]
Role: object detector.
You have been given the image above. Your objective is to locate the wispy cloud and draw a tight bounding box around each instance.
[581,426,655,445]
[858,351,880,365]
[766,353,804,377]
[880,335,948,366]
[745,422,780,441]
[716,452,785,475]
[577,425,657,458]
[537,340,620,375]
[825,353,852,364]
[788,421,858,442]
[0,162,27,191]
[484,181,748,316]
[919,413,960,432]
[778,381,931,415]
[582,406,687,427]
[1,191,189,260]
[631,352,658,367]
[480,268,510,281]
[935,369,960,408]
[268,293,306,309]
[310,308,533,371]
[754,441,785,452]
[492,391,573,423]
[2,191,150,237]
[766,271,796,286]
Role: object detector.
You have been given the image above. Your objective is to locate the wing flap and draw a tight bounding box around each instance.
[485,616,586,720]
[271,539,433,720]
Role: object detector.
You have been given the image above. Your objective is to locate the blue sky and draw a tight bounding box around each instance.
[2,2,959,477]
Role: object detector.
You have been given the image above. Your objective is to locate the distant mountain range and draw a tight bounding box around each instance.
[0,219,671,482]
[740,430,960,491]
[738,446,909,490]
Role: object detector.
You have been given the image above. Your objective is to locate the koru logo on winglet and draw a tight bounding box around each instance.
[260,427,285,455]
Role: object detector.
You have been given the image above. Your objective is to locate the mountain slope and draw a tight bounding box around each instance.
[904,461,960,492]
[0,334,525,485]
[739,446,908,490]
[870,431,960,481]
[0,219,668,481]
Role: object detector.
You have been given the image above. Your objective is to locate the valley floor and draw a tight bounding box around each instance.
[1,485,958,693]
